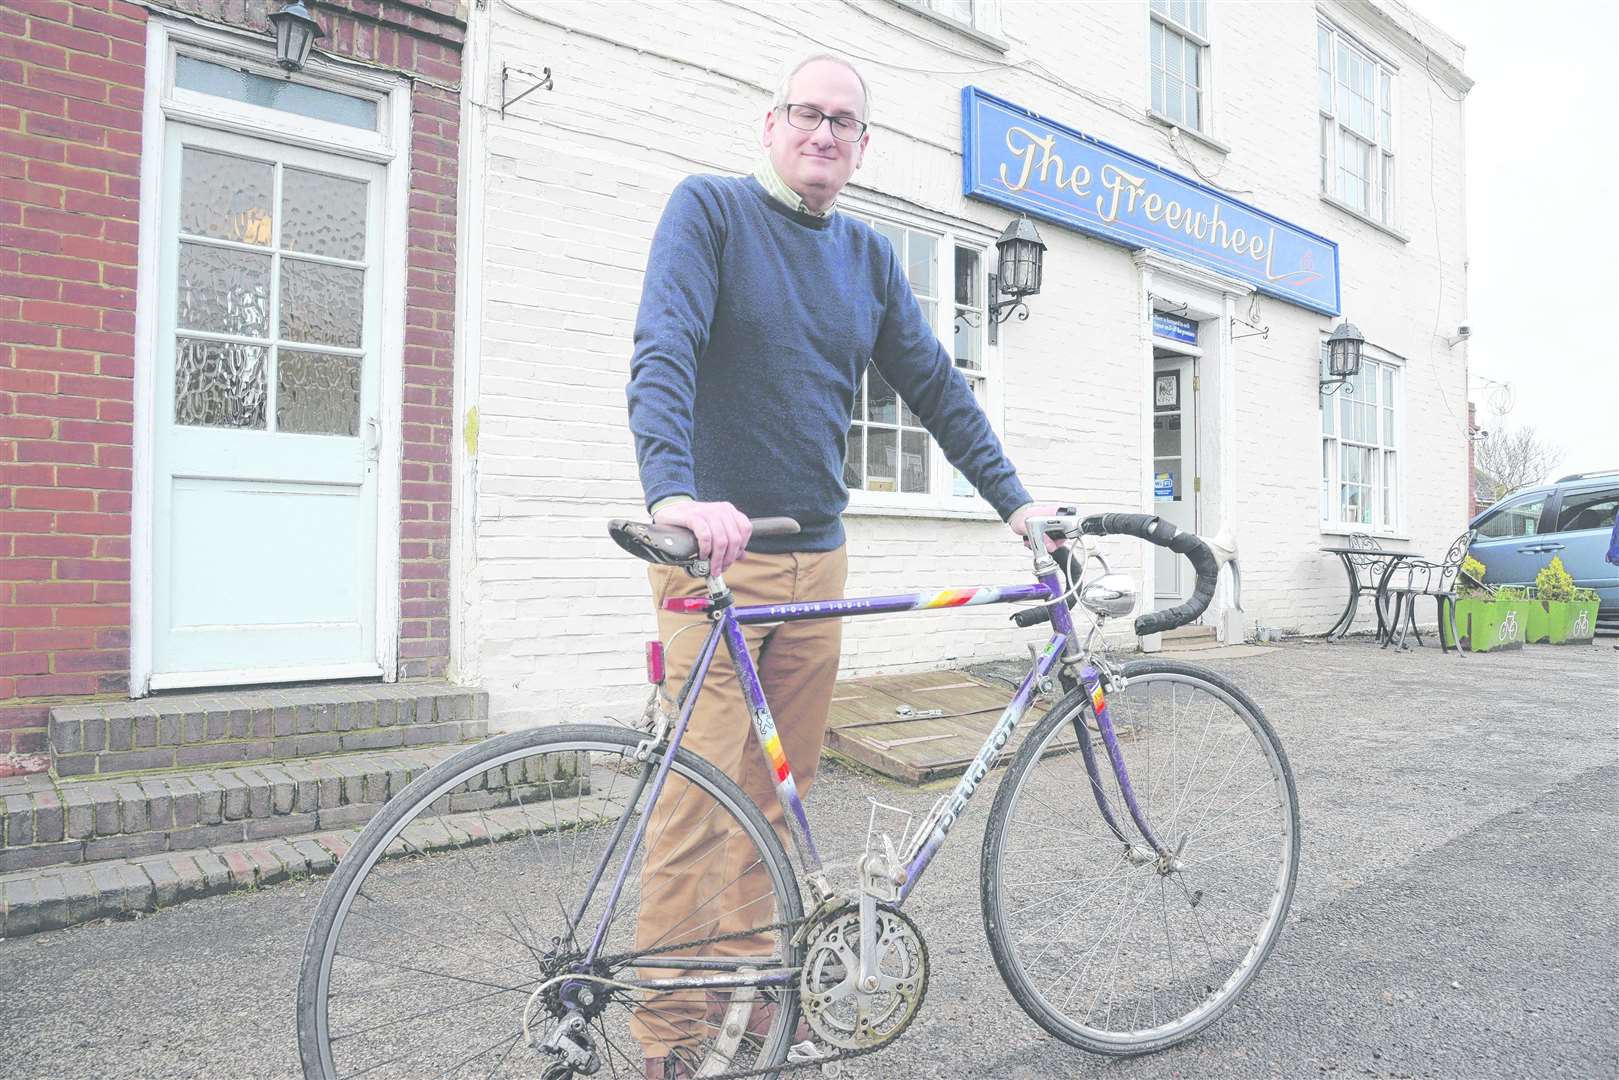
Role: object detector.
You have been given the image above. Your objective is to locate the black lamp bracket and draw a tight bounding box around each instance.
[1319,376,1356,397]
[1231,316,1269,341]
[500,64,553,118]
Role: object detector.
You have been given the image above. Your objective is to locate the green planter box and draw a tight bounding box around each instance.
[1548,599,1600,644]
[1523,600,1552,644]
[1443,597,1527,652]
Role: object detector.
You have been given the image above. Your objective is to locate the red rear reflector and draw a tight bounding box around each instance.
[662,597,712,613]
[646,641,665,684]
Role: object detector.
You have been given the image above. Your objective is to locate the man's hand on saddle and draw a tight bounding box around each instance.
[652,500,753,573]
[1010,503,1069,554]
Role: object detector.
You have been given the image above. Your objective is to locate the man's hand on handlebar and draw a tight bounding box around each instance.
[1009,503,1070,553]
[652,500,752,573]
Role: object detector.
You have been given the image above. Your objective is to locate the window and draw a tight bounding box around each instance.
[844,213,995,507]
[1318,22,1396,225]
[1477,496,1547,540]
[1320,349,1400,531]
[897,0,1003,40]
[1554,488,1619,533]
[1150,0,1209,132]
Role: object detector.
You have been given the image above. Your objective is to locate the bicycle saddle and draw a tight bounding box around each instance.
[608,517,801,566]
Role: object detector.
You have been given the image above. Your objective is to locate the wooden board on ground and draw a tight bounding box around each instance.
[824,668,1075,785]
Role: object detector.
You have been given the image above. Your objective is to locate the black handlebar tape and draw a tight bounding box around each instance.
[1079,513,1219,637]
[1010,543,1082,628]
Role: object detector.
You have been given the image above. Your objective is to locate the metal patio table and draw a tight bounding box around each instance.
[1320,544,1420,641]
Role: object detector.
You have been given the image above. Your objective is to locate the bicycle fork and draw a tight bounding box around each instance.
[1070,663,1179,868]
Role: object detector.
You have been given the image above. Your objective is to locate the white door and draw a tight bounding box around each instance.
[150,123,385,684]
[1152,354,1199,610]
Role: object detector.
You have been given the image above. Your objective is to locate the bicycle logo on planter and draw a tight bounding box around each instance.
[1573,612,1591,638]
[1499,611,1519,642]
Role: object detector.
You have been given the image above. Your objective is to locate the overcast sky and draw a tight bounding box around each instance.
[1402,0,1618,481]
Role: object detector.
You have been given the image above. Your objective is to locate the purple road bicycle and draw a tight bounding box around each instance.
[297,511,1299,1079]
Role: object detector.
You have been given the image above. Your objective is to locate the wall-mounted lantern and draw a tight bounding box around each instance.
[1319,320,1365,396]
[269,0,325,73]
[987,215,1046,345]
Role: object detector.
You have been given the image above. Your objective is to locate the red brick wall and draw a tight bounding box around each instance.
[0,0,464,760]
[1,0,147,756]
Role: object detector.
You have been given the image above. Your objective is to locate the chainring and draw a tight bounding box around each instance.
[799,902,928,1053]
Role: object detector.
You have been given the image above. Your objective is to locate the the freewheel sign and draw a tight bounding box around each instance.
[962,87,1342,315]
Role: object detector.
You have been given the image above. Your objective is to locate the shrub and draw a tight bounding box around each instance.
[1459,555,1490,597]
[1573,587,1600,603]
[1496,586,1529,600]
[1534,556,1576,603]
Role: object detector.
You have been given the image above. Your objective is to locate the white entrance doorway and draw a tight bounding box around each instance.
[1152,347,1199,611]
[148,123,385,686]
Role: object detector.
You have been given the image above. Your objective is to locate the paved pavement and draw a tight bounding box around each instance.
[2,637,1615,1079]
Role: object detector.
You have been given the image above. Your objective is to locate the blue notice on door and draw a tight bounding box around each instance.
[1154,472,1175,499]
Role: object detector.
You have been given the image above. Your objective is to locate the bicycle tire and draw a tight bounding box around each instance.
[980,660,1300,1055]
[297,723,805,1079]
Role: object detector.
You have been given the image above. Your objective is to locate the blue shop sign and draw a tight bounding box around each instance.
[1152,312,1198,343]
[962,87,1341,316]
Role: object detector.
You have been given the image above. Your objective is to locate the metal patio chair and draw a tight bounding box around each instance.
[1380,529,1478,653]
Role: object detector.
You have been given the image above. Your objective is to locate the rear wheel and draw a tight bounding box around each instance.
[980,660,1299,1055]
[297,723,805,1078]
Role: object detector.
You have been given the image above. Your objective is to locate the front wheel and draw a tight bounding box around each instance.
[297,723,805,1079]
[980,660,1300,1055]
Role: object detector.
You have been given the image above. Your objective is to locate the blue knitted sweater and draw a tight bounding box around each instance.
[627,175,1030,553]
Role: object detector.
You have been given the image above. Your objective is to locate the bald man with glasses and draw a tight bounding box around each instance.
[625,52,1056,1078]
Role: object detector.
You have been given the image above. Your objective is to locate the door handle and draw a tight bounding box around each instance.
[364,417,380,462]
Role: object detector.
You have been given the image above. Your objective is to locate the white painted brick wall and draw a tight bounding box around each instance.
[465,0,1470,730]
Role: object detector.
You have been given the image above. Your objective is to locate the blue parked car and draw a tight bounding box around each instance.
[1469,470,1619,630]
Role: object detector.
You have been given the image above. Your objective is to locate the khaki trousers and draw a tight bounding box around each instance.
[630,546,847,1058]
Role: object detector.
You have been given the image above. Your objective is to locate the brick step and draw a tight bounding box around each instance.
[1160,624,1218,641]
[0,770,629,938]
[47,681,487,779]
[0,740,587,876]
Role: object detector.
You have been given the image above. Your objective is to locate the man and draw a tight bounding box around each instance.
[625,53,1053,1077]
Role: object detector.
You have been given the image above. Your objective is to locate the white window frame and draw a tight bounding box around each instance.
[1319,341,1406,537]
[131,16,410,694]
[891,0,1008,50]
[1318,19,1398,228]
[842,204,1006,520]
[1149,0,1212,136]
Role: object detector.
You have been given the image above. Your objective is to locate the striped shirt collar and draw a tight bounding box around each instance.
[752,157,835,219]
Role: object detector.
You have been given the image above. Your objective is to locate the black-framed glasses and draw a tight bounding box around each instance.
[777,102,868,142]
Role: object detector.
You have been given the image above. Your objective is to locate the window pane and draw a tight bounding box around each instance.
[867,366,897,424]
[900,431,929,494]
[1320,115,1332,192]
[907,233,937,297]
[918,298,937,334]
[1381,153,1395,223]
[281,168,367,261]
[844,425,864,488]
[875,221,906,260]
[1477,497,1546,539]
[177,242,271,337]
[175,55,377,130]
[1555,489,1619,531]
[1188,0,1206,35]
[175,337,267,429]
[1383,450,1397,526]
[954,247,983,372]
[279,259,364,348]
[954,247,981,307]
[277,350,360,436]
[866,428,897,492]
[181,148,272,245]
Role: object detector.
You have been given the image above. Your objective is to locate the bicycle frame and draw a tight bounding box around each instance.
[581,560,1164,978]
